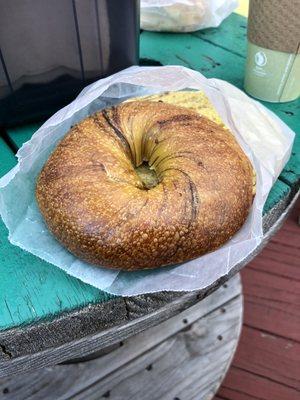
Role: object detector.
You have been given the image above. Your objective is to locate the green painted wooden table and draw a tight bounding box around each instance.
[0,13,299,376]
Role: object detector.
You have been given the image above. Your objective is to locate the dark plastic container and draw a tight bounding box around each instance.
[0,0,140,126]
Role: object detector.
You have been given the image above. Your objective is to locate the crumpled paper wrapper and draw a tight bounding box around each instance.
[141,0,238,32]
[0,66,295,296]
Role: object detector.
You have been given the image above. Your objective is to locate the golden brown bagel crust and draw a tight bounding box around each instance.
[36,96,254,270]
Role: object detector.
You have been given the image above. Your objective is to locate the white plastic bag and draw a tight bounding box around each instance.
[0,66,294,296]
[141,0,238,32]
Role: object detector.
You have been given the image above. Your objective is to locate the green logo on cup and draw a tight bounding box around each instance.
[255,51,267,67]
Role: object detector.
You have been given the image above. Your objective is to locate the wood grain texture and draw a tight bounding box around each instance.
[232,326,299,391]
[0,12,298,351]
[0,272,241,378]
[0,274,243,400]
[215,202,300,400]
[219,367,299,400]
[0,181,297,378]
[253,242,300,280]
[0,218,116,330]
[243,269,300,342]
[263,180,291,214]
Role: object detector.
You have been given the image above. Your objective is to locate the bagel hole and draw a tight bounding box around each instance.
[135,161,159,190]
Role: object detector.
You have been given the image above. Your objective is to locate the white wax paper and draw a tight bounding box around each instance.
[0,66,295,296]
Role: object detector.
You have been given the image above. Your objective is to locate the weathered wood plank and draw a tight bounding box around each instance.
[0,274,242,400]
[0,189,297,378]
[71,297,242,400]
[219,366,300,400]
[249,202,300,280]
[0,275,241,377]
[140,30,246,88]
[242,268,300,342]
[234,326,300,391]
[247,256,300,281]
[263,180,291,215]
[271,229,299,248]
[267,239,300,262]
[215,205,300,400]
[191,13,247,57]
[0,217,116,332]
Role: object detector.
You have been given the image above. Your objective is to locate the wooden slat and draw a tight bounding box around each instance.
[141,30,246,88]
[242,268,300,342]
[264,200,299,267]
[0,274,240,377]
[0,138,16,177]
[247,255,300,281]
[219,367,300,400]
[0,275,242,400]
[0,216,115,331]
[248,203,299,278]
[215,206,300,400]
[263,180,291,214]
[233,326,300,391]
[254,199,299,278]
[191,12,247,57]
[6,122,41,149]
[271,229,299,248]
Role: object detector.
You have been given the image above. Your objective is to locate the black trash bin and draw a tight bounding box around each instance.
[0,0,140,126]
